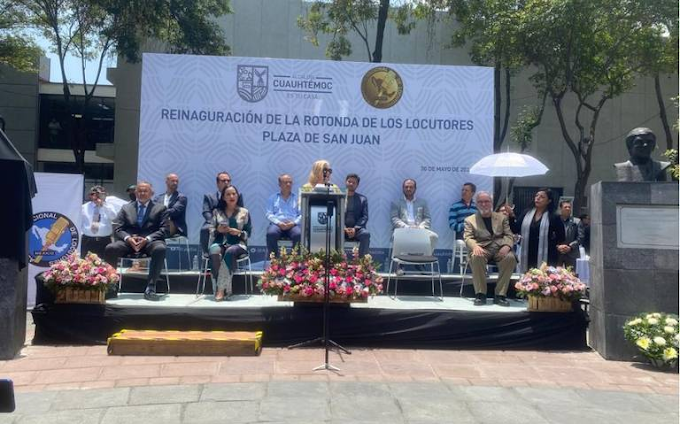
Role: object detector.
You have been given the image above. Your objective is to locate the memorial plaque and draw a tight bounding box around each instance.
[617,205,679,249]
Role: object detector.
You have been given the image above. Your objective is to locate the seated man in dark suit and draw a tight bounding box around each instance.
[464,191,516,307]
[154,173,188,237]
[105,181,169,301]
[200,171,243,254]
[344,173,370,257]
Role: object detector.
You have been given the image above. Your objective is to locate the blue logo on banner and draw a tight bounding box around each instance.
[317,212,328,225]
[237,65,269,102]
[29,212,79,267]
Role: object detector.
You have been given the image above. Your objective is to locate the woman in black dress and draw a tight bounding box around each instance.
[514,188,565,272]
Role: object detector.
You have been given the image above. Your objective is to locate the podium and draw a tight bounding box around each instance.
[300,187,346,253]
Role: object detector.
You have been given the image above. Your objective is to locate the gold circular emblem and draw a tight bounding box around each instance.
[361,67,403,109]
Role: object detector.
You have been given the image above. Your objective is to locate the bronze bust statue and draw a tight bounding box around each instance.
[614,127,670,182]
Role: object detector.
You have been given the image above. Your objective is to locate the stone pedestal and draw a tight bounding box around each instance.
[0,258,27,359]
[589,182,679,361]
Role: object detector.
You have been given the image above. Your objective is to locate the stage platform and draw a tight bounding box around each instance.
[31,291,589,351]
[91,268,524,298]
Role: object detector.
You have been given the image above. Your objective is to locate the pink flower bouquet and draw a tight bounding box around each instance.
[514,263,587,302]
[42,253,120,293]
[258,246,383,301]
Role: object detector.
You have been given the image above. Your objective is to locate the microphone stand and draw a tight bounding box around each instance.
[287,174,350,371]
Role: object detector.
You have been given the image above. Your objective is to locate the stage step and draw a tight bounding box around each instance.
[107,329,262,356]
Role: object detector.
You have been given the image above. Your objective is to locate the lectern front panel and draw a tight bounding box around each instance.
[308,204,336,253]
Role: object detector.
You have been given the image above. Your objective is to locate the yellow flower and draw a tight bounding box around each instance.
[647,318,659,325]
[636,338,651,350]
[663,348,678,361]
[626,318,642,326]
[664,326,676,334]
[665,318,678,326]
[653,337,667,346]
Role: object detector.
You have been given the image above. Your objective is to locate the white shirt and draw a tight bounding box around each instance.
[163,193,172,207]
[81,201,117,237]
[405,196,417,226]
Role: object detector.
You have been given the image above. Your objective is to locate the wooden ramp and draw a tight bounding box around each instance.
[107,329,262,356]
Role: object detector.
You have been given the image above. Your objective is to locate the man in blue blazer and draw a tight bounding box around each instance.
[153,173,188,237]
[344,173,370,257]
[104,182,169,300]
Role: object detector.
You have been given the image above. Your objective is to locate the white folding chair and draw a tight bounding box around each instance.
[196,253,253,296]
[386,228,443,300]
[165,235,191,271]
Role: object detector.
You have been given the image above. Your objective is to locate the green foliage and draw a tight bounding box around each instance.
[627,0,678,77]
[8,0,232,172]
[298,1,421,62]
[0,2,43,72]
[446,0,524,70]
[298,0,378,61]
[510,104,542,151]
[663,149,679,180]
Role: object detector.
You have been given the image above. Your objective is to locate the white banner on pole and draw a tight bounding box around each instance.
[139,54,493,254]
[27,173,83,308]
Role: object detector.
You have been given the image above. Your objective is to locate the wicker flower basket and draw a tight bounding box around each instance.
[526,295,572,312]
[277,294,367,304]
[54,287,105,304]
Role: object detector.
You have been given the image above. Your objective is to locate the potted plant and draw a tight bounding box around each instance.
[514,263,587,312]
[258,246,383,302]
[624,313,679,371]
[42,253,119,304]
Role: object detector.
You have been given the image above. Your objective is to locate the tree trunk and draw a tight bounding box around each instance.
[654,73,674,150]
[372,0,390,63]
[572,169,589,214]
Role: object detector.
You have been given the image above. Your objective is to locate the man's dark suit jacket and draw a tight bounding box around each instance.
[114,200,169,242]
[153,192,188,236]
[345,192,369,229]
[201,191,244,226]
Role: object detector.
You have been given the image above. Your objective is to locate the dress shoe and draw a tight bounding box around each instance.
[494,295,510,307]
[473,293,486,306]
[144,290,160,301]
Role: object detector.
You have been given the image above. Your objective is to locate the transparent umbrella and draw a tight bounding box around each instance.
[469,152,548,177]
[469,152,549,204]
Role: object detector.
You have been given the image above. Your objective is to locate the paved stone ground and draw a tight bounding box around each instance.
[0,315,677,423]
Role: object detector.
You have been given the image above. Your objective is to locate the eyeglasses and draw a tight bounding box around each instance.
[323,168,333,174]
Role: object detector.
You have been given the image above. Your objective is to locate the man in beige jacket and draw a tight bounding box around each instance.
[464,191,516,306]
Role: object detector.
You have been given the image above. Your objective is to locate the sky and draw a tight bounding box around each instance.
[37,38,116,86]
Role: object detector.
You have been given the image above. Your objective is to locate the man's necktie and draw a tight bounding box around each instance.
[91,207,100,234]
[137,204,146,227]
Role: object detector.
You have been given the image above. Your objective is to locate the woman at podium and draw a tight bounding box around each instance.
[301,159,342,193]
[208,185,252,301]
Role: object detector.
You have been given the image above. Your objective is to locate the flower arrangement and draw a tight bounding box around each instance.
[42,253,119,293]
[514,263,587,302]
[258,246,383,301]
[624,312,680,369]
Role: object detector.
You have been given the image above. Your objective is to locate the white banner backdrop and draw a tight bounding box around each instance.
[27,173,83,307]
[139,54,493,254]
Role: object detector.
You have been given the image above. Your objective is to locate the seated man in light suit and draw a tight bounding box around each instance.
[390,178,438,251]
[464,191,516,307]
[104,181,170,301]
